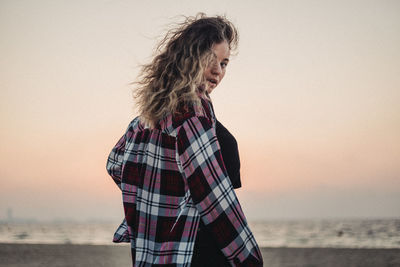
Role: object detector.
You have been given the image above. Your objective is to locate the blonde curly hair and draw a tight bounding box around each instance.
[134,13,239,127]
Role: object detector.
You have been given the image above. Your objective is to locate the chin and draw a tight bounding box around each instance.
[207,84,217,94]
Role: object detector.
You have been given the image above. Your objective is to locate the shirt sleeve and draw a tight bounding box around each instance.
[177,115,263,266]
[106,131,127,190]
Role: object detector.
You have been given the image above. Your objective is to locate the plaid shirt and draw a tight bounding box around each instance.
[106,97,263,266]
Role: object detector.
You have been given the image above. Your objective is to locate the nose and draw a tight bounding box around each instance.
[211,62,222,75]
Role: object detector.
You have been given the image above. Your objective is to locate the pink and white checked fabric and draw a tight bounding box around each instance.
[107,97,263,266]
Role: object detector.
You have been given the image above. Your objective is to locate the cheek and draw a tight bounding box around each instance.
[219,71,226,81]
[204,67,212,76]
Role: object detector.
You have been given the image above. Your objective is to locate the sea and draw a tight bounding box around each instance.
[0,218,399,248]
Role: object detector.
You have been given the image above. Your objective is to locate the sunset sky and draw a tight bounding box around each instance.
[1,0,399,222]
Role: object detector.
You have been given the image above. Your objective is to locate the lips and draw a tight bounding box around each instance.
[207,78,218,86]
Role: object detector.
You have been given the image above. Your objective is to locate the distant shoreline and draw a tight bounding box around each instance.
[2,218,399,249]
[0,243,399,267]
[1,241,400,249]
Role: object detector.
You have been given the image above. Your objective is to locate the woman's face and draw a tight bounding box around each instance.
[204,41,231,94]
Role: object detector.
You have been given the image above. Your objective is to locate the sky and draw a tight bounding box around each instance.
[0,0,399,222]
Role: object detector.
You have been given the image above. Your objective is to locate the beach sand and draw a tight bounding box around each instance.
[0,243,399,267]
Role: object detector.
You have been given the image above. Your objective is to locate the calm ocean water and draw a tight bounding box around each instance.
[0,218,399,248]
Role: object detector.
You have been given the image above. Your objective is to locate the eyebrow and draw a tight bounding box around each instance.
[212,52,230,62]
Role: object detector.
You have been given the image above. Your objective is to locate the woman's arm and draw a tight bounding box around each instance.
[106,119,139,243]
[177,115,263,266]
[106,133,126,189]
[106,117,140,189]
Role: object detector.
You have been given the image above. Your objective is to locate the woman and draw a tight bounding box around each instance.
[107,14,263,266]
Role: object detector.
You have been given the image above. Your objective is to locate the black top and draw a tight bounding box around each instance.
[216,120,241,189]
